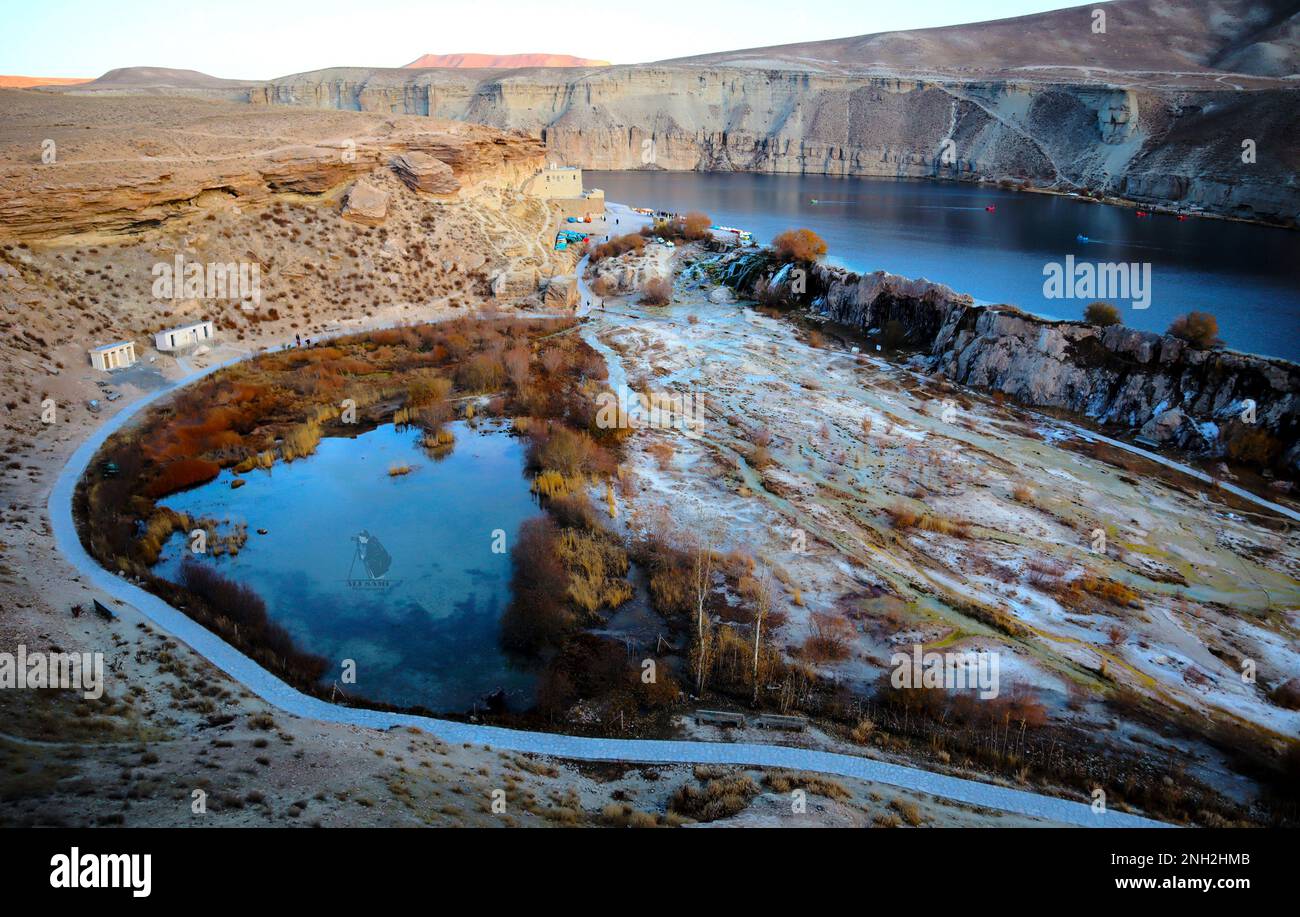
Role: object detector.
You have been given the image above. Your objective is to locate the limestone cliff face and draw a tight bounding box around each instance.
[250,65,1299,225]
[720,252,1300,470]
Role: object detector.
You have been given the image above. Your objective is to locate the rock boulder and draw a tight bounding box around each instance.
[340,179,388,226]
[389,152,459,194]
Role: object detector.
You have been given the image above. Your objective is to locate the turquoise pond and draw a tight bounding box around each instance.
[153,419,543,712]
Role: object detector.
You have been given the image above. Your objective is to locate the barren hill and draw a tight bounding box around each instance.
[56,67,262,101]
[666,0,1300,78]
[403,53,609,69]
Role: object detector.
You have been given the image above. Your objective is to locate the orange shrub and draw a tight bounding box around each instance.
[640,276,672,306]
[772,228,827,262]
[1167,311,1222,348]
[681,211,712,240]
[591,233,646,261]
[457,352,505,391]
[801,611,853,662]
[146,458,221,497]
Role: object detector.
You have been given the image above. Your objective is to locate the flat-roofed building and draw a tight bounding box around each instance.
[88,340,137,371]
[154,320,215,352]
[524,165,606,220]
[526,164,584,200]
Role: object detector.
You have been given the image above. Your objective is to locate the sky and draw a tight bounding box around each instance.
[1,0,1086,79]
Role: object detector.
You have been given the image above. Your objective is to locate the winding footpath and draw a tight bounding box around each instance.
[47,322,1172,831]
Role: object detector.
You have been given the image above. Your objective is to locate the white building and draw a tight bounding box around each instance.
[154,320,215,352]
[88,340,137,371]
[526,164,584,200]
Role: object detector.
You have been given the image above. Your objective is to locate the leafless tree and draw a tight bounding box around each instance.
[750,570,774,705]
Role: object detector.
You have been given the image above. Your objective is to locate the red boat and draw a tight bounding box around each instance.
[985,205,996,212]
[1135,210,1149,217]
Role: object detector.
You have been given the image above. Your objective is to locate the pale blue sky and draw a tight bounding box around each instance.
[1,0,1083,79]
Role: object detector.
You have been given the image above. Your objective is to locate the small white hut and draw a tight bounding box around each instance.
[88,340,137,371]
[154,320,215,352]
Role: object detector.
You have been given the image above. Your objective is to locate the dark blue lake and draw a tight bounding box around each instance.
[591,171,1300,361]
[154,420,542,712]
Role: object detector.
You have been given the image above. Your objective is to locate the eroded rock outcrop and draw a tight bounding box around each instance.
[541,274,579,309]
[389,151,458,194]
[340,178,388,225]
[0,92,545,239]
[721,251,1300,470]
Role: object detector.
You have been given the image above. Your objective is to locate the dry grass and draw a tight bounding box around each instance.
[762,771,851,800]
[144,458,220,498]
[281,421,322,462]
[421,426,455,456]
[885,502,971,538]
[640,276,672,306]
[646,439,674,470]
[601,803,678,828]
[555,528,632,615]
[669,772,758,822]
[850,718,876,744]
[531,469,579,499]
[889,798,925,826]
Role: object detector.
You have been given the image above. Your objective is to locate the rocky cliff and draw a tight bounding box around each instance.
[719,251,1300,471]
[246,62,1299,225]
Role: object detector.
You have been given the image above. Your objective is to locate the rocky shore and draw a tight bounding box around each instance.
[718,251,1300,474]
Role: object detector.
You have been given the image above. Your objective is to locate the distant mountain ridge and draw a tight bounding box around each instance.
[402,53,609,69]
[662,0,1299,77]
[0,75,91,88]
